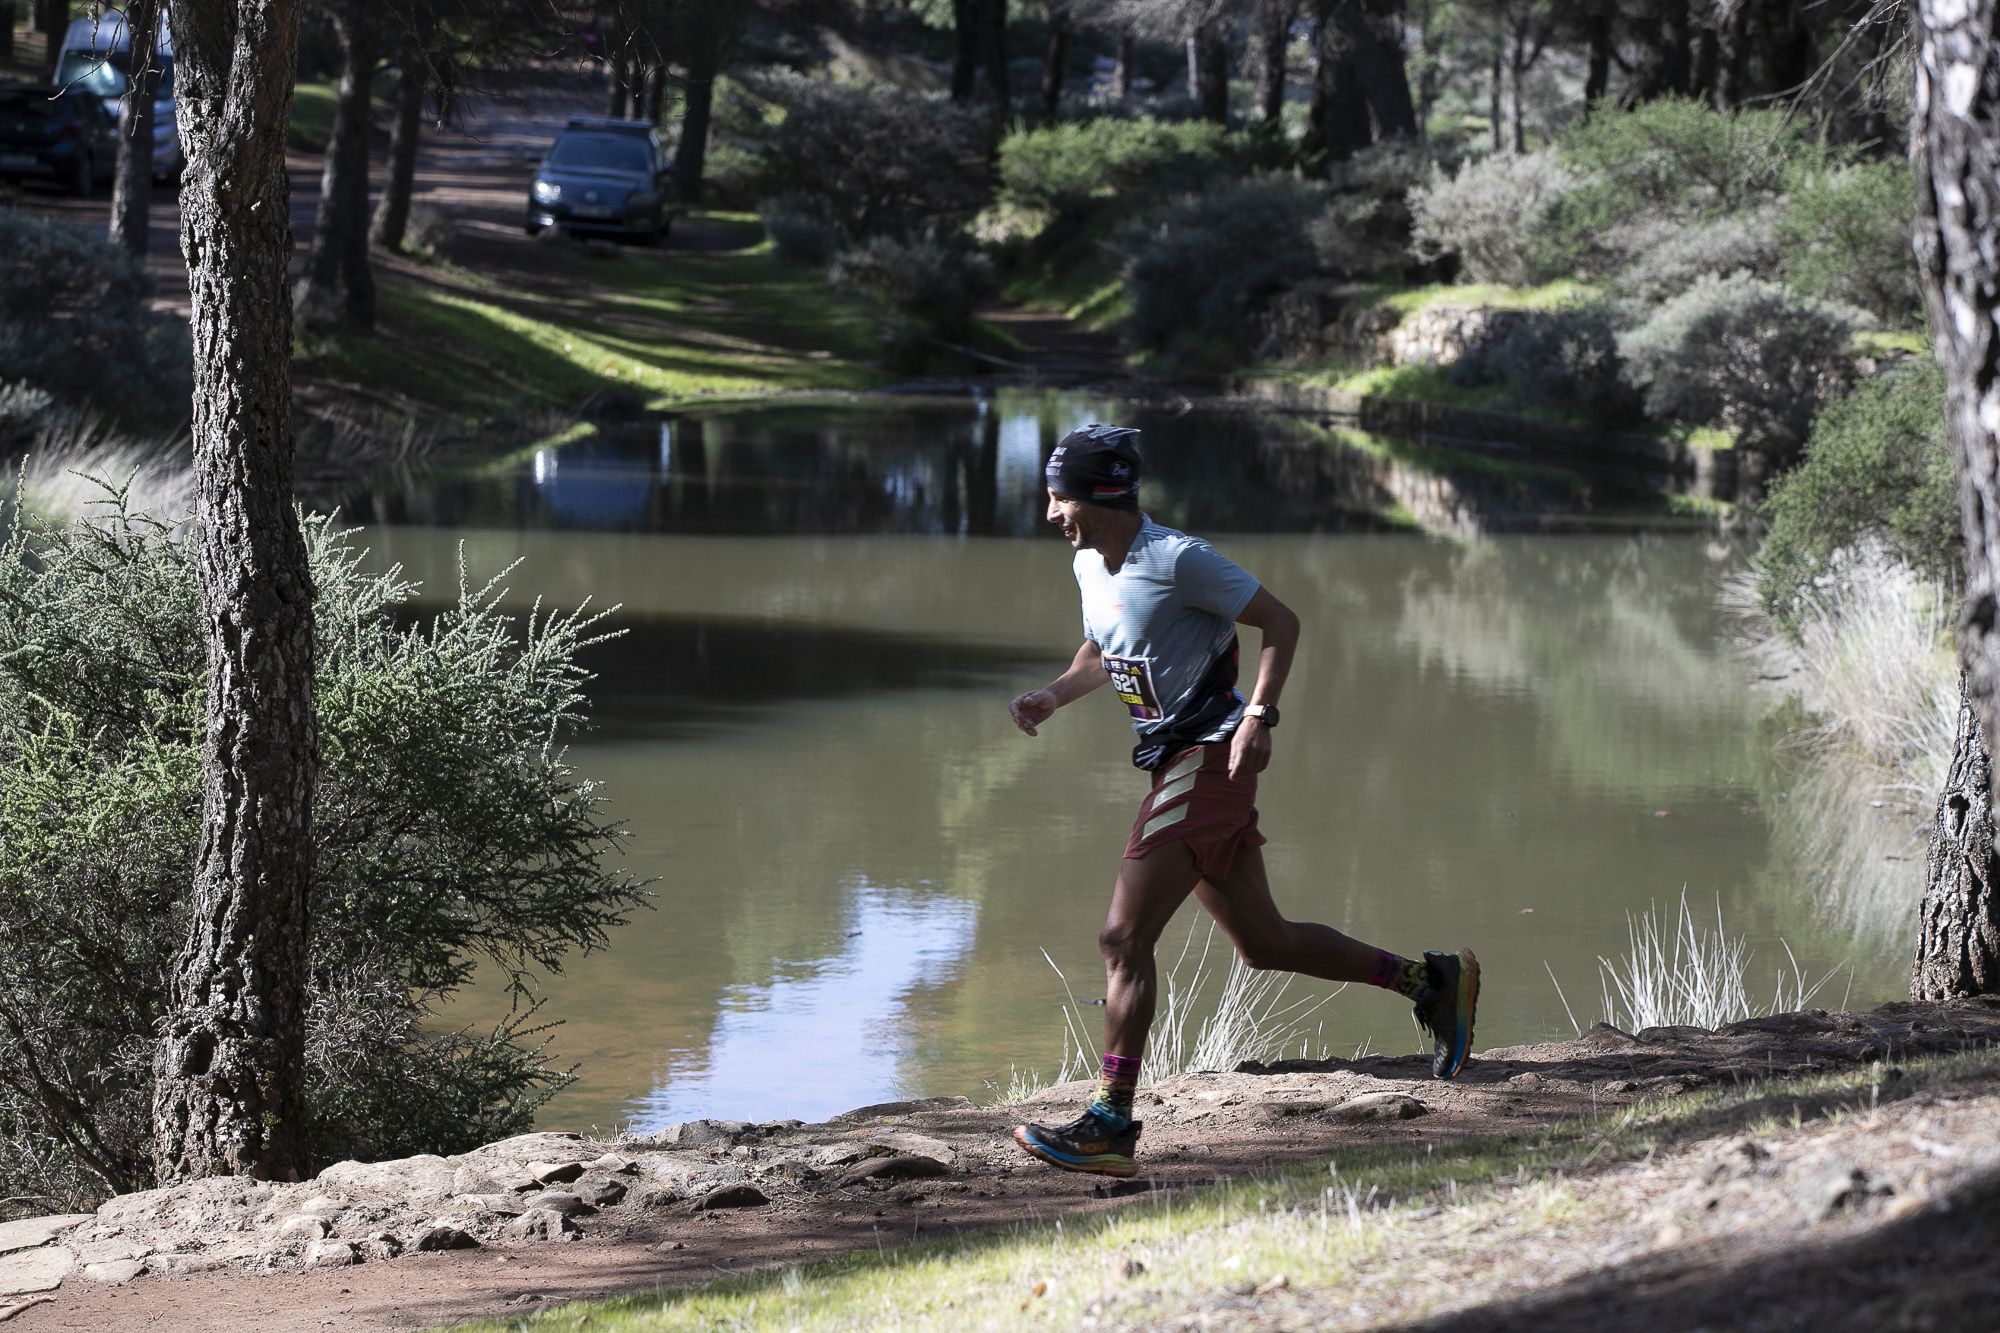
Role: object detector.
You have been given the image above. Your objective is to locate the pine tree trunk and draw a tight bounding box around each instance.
[1258,0,1292,123]
[0,5,16,61]
[109,0,161,256]
[1487,42,1502,153]
[35,0,61,77]
[1582,0,1611,114]
[1113,28,1132,100]
[154,0,317,1186]
[647,62,666,123]
[950,0,979,102]
[1353,0,1416,141]
[1916,0,2000,777]
[1914,683,2000,998]
[1039,0,1068,125]
[981,0,1009,126]
[1188,21,1227,124]
[368,40,427,252]
[1506,32,1526,153]
[675,56,714,204]
[1308,0,1372,164]
[295,0,376,332]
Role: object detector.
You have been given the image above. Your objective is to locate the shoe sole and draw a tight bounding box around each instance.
[1437,947,1480,1080]
[1010,1125,1139,1178]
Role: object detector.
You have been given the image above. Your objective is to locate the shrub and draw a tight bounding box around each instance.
[996,118,1239,217]
[752,73,990,238]
[0,212,191,422]
[1409,149,1572,286]
[0,498,644,1205]
[0,381,54,453]
[832,226,995,356]
[1536,99,1825,274]
[1318,138,1469,279]
[1115,176,1325,363]
[1608,211,1779,304]
[1757,359,1956,626]
[759,191,845,264]
[1615,273,1864,458]
[1776,160,1922,327]
[403,201,456,260]
[1451,303,1640,420]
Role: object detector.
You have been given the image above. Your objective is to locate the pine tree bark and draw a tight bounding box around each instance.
[981,0,1009,126]
[295,0,376,332]
[1309,0,1372,164]
[1257,0,1293,123]
[1913,0,2000,997]
[1187,21,1227,124]
[0,5,16,61]
[1352,0,1416,141]
[676,53,716,203]
[154,0,316,1185]
[1582,0,1611,115]
[35,0,61,77]
[1039,0,1068,125]
[109,0,162,256]
[950,0,979,102]
[368,39,427,252]
[1113,27,1133,100]
[1915,684,2000,998]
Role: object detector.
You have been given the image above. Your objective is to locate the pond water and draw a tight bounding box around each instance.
[327,391,1914,1132]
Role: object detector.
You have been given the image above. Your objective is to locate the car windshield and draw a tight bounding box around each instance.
[55,50,174,99]
[545,134,649,174]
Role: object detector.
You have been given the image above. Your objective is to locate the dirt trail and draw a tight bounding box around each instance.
[7,1001,1998,1331]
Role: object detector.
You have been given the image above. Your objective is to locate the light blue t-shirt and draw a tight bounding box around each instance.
[1076,517,1261,739]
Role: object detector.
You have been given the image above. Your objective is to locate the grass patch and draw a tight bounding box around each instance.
[1366,278,1601,318]
[441,1049,1998,1332]
[1853,328,1928,357]
[299,224,886,419]
[1000,213,1124,324]
[289,80,336,152]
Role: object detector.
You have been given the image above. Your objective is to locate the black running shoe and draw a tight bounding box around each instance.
[1011,1108,1142,1178]
[1414,947,1480,1079]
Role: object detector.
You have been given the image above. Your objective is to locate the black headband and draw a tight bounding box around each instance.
[1045,425,1142,510]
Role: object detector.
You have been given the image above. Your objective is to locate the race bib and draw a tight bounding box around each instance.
[1102,654,1162,721]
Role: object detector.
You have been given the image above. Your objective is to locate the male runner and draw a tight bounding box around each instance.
[1007,423,1479,1179]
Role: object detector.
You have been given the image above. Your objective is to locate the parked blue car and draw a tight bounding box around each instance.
[526,117,674,244]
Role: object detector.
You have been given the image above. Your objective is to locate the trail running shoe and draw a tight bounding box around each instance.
[1415,947,1480,1079]
[1011,1109,1142,1178]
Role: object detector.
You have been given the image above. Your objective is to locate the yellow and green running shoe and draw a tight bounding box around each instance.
[1011,1109,1142,1178]
[1415,947,1480,1079]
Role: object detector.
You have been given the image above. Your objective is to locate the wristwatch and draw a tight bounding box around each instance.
[1243,703,1280,727]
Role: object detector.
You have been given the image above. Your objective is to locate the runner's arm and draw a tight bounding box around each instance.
[1009,640,1107,736]
[1228,587,1300,777]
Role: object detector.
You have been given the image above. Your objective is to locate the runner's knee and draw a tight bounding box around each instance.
[1098,921,1150,973]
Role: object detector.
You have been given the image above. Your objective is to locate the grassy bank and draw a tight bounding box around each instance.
[447,1046,2000,1332]
[297,218,886,425]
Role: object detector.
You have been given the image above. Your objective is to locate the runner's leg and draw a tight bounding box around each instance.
[1100,840,1205,1057]
[1194,842,1388,984]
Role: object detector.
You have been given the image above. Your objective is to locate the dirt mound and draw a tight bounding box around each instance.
[6,1000,1997,1331]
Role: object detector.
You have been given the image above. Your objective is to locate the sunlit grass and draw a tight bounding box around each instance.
[289,80,337,151]
[1367,278,1601,316]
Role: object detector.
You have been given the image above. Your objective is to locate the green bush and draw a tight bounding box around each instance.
[1758,359,1956,625]
[1317,139,1468,279]
[1115,176,1325,365]
[1776,160,1922,327]
[832,226,995,369]
[752,73,990,238]
[996,118,1239,217]
[0,213,191,422]
[0,498,643,1205]
[1408,149,1572,286]
[1536,99,1825,275]
[1615,273,1863,458]
[759,191,845,264]
[1607,212,1778,304]
[1450,304,1640,420]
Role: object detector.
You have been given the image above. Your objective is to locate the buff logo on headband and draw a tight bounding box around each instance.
[1046,424,1143,511]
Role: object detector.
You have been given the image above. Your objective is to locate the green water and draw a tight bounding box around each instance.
[329,392,1912,1131]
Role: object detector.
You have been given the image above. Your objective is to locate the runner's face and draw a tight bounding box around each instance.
[1046,489,1097,549]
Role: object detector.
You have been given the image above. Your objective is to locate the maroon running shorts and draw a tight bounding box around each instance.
[1123,742,1265,883]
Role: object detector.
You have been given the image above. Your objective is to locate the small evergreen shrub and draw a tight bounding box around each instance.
[759,191,844,264]
[1408,149,1572,286]
[996,118,1238,216]
[1775,160,1922,327]
[1318,139,1468,279]
[0,499,644,1204]
[1536,99,1824,275]
[1615,273,1864,458]
[832,226,995,341]
[1451,303,1639,419]
[753,74,990,238]
[403,201,456,260]
[0,212,190,422]
[1757,359,1956,626]
[1608,211,1779,304]
[1115,176,1324,364]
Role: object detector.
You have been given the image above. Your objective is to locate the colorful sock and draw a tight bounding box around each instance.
[1088,1052,1141,1126]
[1370,950,1431,1001]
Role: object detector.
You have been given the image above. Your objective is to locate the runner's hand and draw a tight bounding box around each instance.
[1228,718,1271,780]
[1009,688,1059,736]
